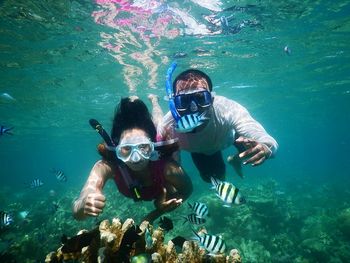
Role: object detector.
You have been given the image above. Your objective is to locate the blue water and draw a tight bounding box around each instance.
[1,0,350,262]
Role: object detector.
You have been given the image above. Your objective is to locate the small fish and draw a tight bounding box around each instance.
[28,179,44,188]
[0,211,13,228]
[170,236,187,248]
[52,169,67,182]
[0,126,14,136]
[182,213,206,225]
[61,227,99,253]
[0,92,16,101]
[188,202,209,218]
[175,112,209,133]
[144,227,153,249]
[158,216,173,231]
[284,45,291,55]
[192,230,226,254]
[18,210,29,219]
[131,253,151,263]
[173,52,187,59]
[210,177,245,206]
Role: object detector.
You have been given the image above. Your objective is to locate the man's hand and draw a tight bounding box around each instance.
[154,188,183,213]
[83,192,106,217]
[235,136,272,166]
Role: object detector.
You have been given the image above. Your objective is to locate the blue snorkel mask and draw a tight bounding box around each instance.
[166,62,209,133]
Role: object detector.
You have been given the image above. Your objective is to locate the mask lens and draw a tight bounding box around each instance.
[116,142,154,162]
[137,143,152,157]
[174,95,191,111]
[194,91,211,107]
[175,90,212,112]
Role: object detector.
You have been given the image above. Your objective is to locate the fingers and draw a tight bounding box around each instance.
[129,95,139,102]
[238,144,267,166]
[148,94,159,102]
[235,136,256,147]
[165,198,183,211]
[84,193,106,217]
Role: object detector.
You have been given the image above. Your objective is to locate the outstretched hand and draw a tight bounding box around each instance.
[154,188,183,213]
[235,136,272,166]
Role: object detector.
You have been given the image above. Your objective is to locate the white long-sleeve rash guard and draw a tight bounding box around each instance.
[158,95,278,156]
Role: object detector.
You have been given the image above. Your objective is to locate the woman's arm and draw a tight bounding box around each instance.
[72,160,113,220]
[143,161,193,223]
[163,160,193,201]
[148,94,164,129]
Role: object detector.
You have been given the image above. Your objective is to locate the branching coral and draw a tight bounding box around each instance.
[45,217,242,263]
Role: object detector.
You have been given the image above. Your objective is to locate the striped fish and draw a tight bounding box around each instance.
[193,230,226,255]
[210,177,245,206]
[188,202,209,218]
[52,169,67,182]
[29,179,44,188]
[0,211,13,228]
[175,112,209,133]
[182,213,206,225]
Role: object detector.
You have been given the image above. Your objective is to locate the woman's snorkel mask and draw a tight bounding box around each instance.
[166,62,210,133]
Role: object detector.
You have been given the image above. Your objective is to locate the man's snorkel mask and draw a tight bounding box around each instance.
[166,62,210,133]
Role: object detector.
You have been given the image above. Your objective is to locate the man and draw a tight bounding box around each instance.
[152,66,278,182]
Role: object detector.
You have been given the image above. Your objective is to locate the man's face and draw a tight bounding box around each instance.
[174,75,212,116]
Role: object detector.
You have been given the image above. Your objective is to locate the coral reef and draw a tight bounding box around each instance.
[337,208,350,240]
[45,217,242,263]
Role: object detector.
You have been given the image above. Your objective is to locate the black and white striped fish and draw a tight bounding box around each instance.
[210,177,245,206]
[29,179,44,188]
[0,211,13,228]
[193,230,226,255]
[52,169,67,182]
[175,112,209,133]
[182,213,206,225]
[188,202,209,218]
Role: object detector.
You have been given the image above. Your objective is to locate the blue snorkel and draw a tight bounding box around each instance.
[165,61,181,123]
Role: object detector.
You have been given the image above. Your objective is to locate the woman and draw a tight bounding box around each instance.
[72,97,192,223]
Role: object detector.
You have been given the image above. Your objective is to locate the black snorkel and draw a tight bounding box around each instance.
[89,119,142,201]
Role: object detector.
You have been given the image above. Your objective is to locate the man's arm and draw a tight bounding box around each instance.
[217,96,278,166]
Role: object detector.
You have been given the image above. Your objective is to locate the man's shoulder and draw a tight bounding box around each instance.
[212,95,242,112]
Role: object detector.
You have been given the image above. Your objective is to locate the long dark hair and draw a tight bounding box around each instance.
[111,97,157,145]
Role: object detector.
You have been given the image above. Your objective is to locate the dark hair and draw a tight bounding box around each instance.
[111,97,156,145]
[172,69,213,93]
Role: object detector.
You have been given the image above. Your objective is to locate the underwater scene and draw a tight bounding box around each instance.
[1,0,350,262]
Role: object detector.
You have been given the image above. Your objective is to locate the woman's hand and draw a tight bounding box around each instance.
[83,192,106,217]
[154,188,183,213]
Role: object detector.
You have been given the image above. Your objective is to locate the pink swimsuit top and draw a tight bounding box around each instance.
[113,160,166,201]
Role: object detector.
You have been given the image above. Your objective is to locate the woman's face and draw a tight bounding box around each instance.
[118,128,151,171]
